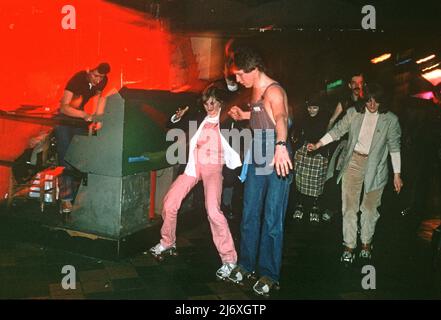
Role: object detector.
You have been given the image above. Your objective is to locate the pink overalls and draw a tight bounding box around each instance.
[159,122,237,264]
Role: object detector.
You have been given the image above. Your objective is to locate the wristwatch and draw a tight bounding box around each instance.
[275,140,287,146]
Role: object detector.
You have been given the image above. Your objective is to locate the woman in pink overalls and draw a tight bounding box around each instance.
[149,85,242,280]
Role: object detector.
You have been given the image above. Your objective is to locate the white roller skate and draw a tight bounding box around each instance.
[149,243,178,261]
[292,205,304,220]
[216,262,236,281]
[309,206,320,223]
[228,265,257,285]
[340,248,355,267]
[252,276,280,298]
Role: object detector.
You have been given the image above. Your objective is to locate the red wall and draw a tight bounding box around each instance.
[0,0,175,199]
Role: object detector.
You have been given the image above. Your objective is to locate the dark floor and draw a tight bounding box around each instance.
[0,189,440,300]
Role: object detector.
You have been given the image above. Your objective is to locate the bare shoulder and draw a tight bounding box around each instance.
[60,90,74,102]
[266,84,286,97]
[265,85,287,105]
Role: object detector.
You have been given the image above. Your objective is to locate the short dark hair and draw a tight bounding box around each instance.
[355,83,389,114]
[231,45,265,73]
[347,72,364,86]
[305,93,325,108]
[201,84,227,106]
[349,72,364,80]
[94,62,111,74]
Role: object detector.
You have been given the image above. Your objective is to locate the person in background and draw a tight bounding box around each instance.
[292,95,329,223]
[55,62,110,214]
[321,72,365,222]
[307,84,403,265]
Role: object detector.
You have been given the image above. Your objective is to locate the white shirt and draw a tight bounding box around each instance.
[354,109,379,155]
[184,110,242,177]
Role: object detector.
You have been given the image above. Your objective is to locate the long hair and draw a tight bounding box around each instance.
[355,83,389,114]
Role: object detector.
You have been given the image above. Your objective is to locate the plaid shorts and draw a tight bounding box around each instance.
[295,144,328,197]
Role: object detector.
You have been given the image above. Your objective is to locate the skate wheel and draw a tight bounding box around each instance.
[228,279,244,286]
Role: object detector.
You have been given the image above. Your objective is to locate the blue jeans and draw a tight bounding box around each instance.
[55,125,87,201]
[238,135,293,282]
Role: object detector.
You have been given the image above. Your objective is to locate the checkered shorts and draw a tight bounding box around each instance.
[295,144,328,197]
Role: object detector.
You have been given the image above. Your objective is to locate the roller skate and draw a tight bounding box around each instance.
[60,200,72,214]
[309,206,320,223]
[216,262,236,281]
[321,209,334,223]
[252,276,280,298]
[359,244,373,262]
[340,247,355,267]
[292,205,304,220]
[227,265,257,285]
[149,243,178,261]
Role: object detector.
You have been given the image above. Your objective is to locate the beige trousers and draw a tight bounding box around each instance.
[341,152,384,249]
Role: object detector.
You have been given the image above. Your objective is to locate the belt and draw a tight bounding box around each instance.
[353,150,368,157]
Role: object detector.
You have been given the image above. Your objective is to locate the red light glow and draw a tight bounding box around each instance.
[0,0,179,199]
